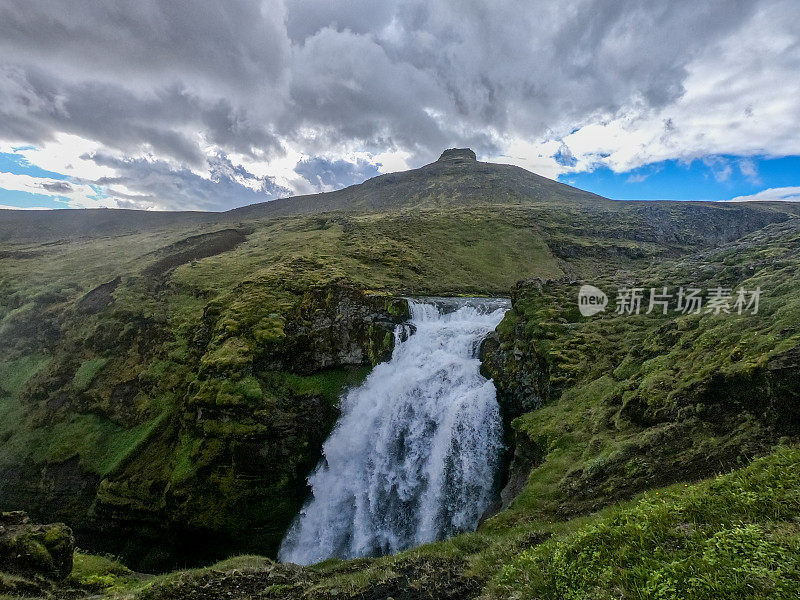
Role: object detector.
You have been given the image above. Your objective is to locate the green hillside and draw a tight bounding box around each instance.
[1,150,799,598]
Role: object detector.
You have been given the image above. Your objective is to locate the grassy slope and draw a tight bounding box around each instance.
[68,444,798,600]
[495,443,800,600]
[0,203,573,568]
[490,219,800,528]
[2,153,800,590]
[2,197,772,491]
[71,215,800,599]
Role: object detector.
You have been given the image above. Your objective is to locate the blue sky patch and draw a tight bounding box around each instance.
[559,155,800,201]
[0,188,67,209]
[0,151,69,180]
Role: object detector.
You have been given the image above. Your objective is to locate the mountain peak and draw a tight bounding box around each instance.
[437,148,477,163]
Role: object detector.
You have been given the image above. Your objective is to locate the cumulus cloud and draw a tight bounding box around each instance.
[728,187,800,202]
[294,157,381,192]
[0,0,798,209]
[0,171,104,207]
[82,152,292,211]
[532,0,800,176]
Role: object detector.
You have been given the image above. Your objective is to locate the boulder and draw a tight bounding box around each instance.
[0,511,74,580]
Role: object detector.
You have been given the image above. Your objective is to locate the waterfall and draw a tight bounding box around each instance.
[278,297,509,565]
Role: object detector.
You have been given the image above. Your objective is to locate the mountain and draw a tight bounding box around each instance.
[0,149,605,244]
[3,148,798,245]
[1,150,799,598]
[229,148,611,218]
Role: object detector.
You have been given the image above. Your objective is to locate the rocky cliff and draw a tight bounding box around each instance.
[0,281,408,571]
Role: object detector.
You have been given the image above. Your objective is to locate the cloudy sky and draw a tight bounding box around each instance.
[1,0,799,211]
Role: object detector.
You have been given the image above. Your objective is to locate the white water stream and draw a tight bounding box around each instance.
[279,298,509,565]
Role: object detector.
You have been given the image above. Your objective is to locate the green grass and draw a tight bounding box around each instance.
[67,551,144,593]
[481,219,800,532]
[169,434,204,485]
[494,444,800,599]
[73,357,109,392]
[167,209,564,302]
[0,407,168,476]
[275,367,371,406]
[0,355,51,463]
[0,353,50,396]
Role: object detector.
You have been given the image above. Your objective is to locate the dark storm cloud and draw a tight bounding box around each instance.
[0,66,282,165]
[0,1,288,88]
[285,0,396,42]
[0,0,288,163]
[0,0,777,208]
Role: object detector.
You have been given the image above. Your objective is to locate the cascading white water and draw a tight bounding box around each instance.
[279,297,509,565]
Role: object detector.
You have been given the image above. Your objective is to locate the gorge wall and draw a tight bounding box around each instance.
[481,227,800,521]
[0,283,409,571]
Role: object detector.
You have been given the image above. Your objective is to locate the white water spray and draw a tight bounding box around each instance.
[279,298,509,565]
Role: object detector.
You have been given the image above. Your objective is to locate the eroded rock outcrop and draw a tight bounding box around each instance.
[264,284,409,372]
[437,148,477,163]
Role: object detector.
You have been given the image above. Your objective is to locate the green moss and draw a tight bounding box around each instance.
[170,434,204,485]
[253,314,286,344]
[200,337,252,372]
[72,357,108,392]
[495,445,800,600]
[0,354,50,397]
[0,408,167,476]
[277,367,371,406]
[213,376,263,405]
[385,297,410,319]
[0,395,25,443]
[485,220,800,531]
[68,551,142,592]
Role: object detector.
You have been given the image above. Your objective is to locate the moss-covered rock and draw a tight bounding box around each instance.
[265,284,408,373]
[0,511,74,580]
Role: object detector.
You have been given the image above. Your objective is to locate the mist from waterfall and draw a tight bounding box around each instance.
[278,298,509,565]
